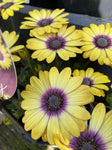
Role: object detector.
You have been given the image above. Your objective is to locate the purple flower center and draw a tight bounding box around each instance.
[0,51,4,62]
[46,36,66,51]
[69,130,106,150]
[82,78,93,87]
[37,18,53,27]
[0,2,14,10]
[94,35,111,49]
[41,88,67,116]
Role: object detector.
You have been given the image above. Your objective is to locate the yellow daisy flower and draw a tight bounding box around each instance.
[73,68,110,97]
[80,23,112,66]
[62,103,112,150]
[21,67,94,146]
[26,25,82,63]
[0,45,11,69]
[20,9,69,35]
[0,30,24,62]
[0,0,26,20]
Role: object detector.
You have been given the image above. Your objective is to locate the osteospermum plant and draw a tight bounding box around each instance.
[0,30,24,62]
[80,23,112,67]
[0,0,26,20]
[26,25,82,63]
[0,44,11,69]
[73,68,110,97]
[20,8,69,35]
[21,67,94,146]
[60,103,112,150]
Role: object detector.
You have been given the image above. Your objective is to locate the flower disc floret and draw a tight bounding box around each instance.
[73,68,110,97]
[20,8,69,35]
[0,31,24,62]
[26,25,82,63]
[66,103,112,150]
[0,0,26,20]
[80,23,112,66]
[0,45,11,69]
[21,67,94,146]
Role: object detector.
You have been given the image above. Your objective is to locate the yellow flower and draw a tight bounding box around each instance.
[20,8,69,35]
[80,23,112,66]
[0,0,26,20]
[0,45,11,69]
[62,103,112,150]
[73,68,110,97]
[0,30,24,62]
[26,25,82,63]
[21,67,94,146]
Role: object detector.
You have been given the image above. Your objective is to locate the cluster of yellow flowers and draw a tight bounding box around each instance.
[0,0,112,150]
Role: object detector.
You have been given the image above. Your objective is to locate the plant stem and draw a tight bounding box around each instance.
[27,58,35,75]
[10,17,15,31]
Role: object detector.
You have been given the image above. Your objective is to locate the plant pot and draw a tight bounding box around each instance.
[30,0,57,9]
[57,0,101,17]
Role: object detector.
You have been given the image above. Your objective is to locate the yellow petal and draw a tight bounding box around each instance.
[105,23,111,35]
[89,103,105,133]
[83,27,95,37]
[94,75,110,84]
[47,116,59,145]
[49,67,59,87]
[46,51,56,63]
[90,87,105,97]
[99,111,112,143]
[93,84,109,91]
[40,9,47,18]
[98,24,105,34]
[31,114,49,140]
[106,49,112,61]
[24,109,45,131]
[50,9,65,18]
[81,45,95,51]
[73,69,80,76]
[89,48,101,61]
[21,99,41,110]
[57,49,69,60]
[86,68,94,78]
[66,105,91,120]
[39,70,50,90]
[30,76,46,93]
[12,55,20,62]
[22,109,39,123]
[56,67,71,89]
[90,24,99,35]
[60,112,80,137]
[64,76,83,94]
[10,45,24,53]
[68,85,94,105]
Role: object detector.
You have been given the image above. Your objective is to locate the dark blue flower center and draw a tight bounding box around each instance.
[41,88,67,116]
[0,2,14,10]
[94,35,111,49]
[96,38,109,48]
[82,78,93,87]
[69,130,106,150]
[48,95,60,108]
[81,143,93,150]
[38,19,53,27]
[49,39,62,50]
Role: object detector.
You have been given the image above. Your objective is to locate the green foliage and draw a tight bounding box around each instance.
[5,98,24,120]
[106,93,112,109]
[3,117,13,125]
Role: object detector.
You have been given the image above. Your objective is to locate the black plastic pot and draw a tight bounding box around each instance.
[57,0,100,17]
[30,0,57,9]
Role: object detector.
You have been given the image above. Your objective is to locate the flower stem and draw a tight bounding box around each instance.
[10,16,15,31]
[27,58,35,75]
